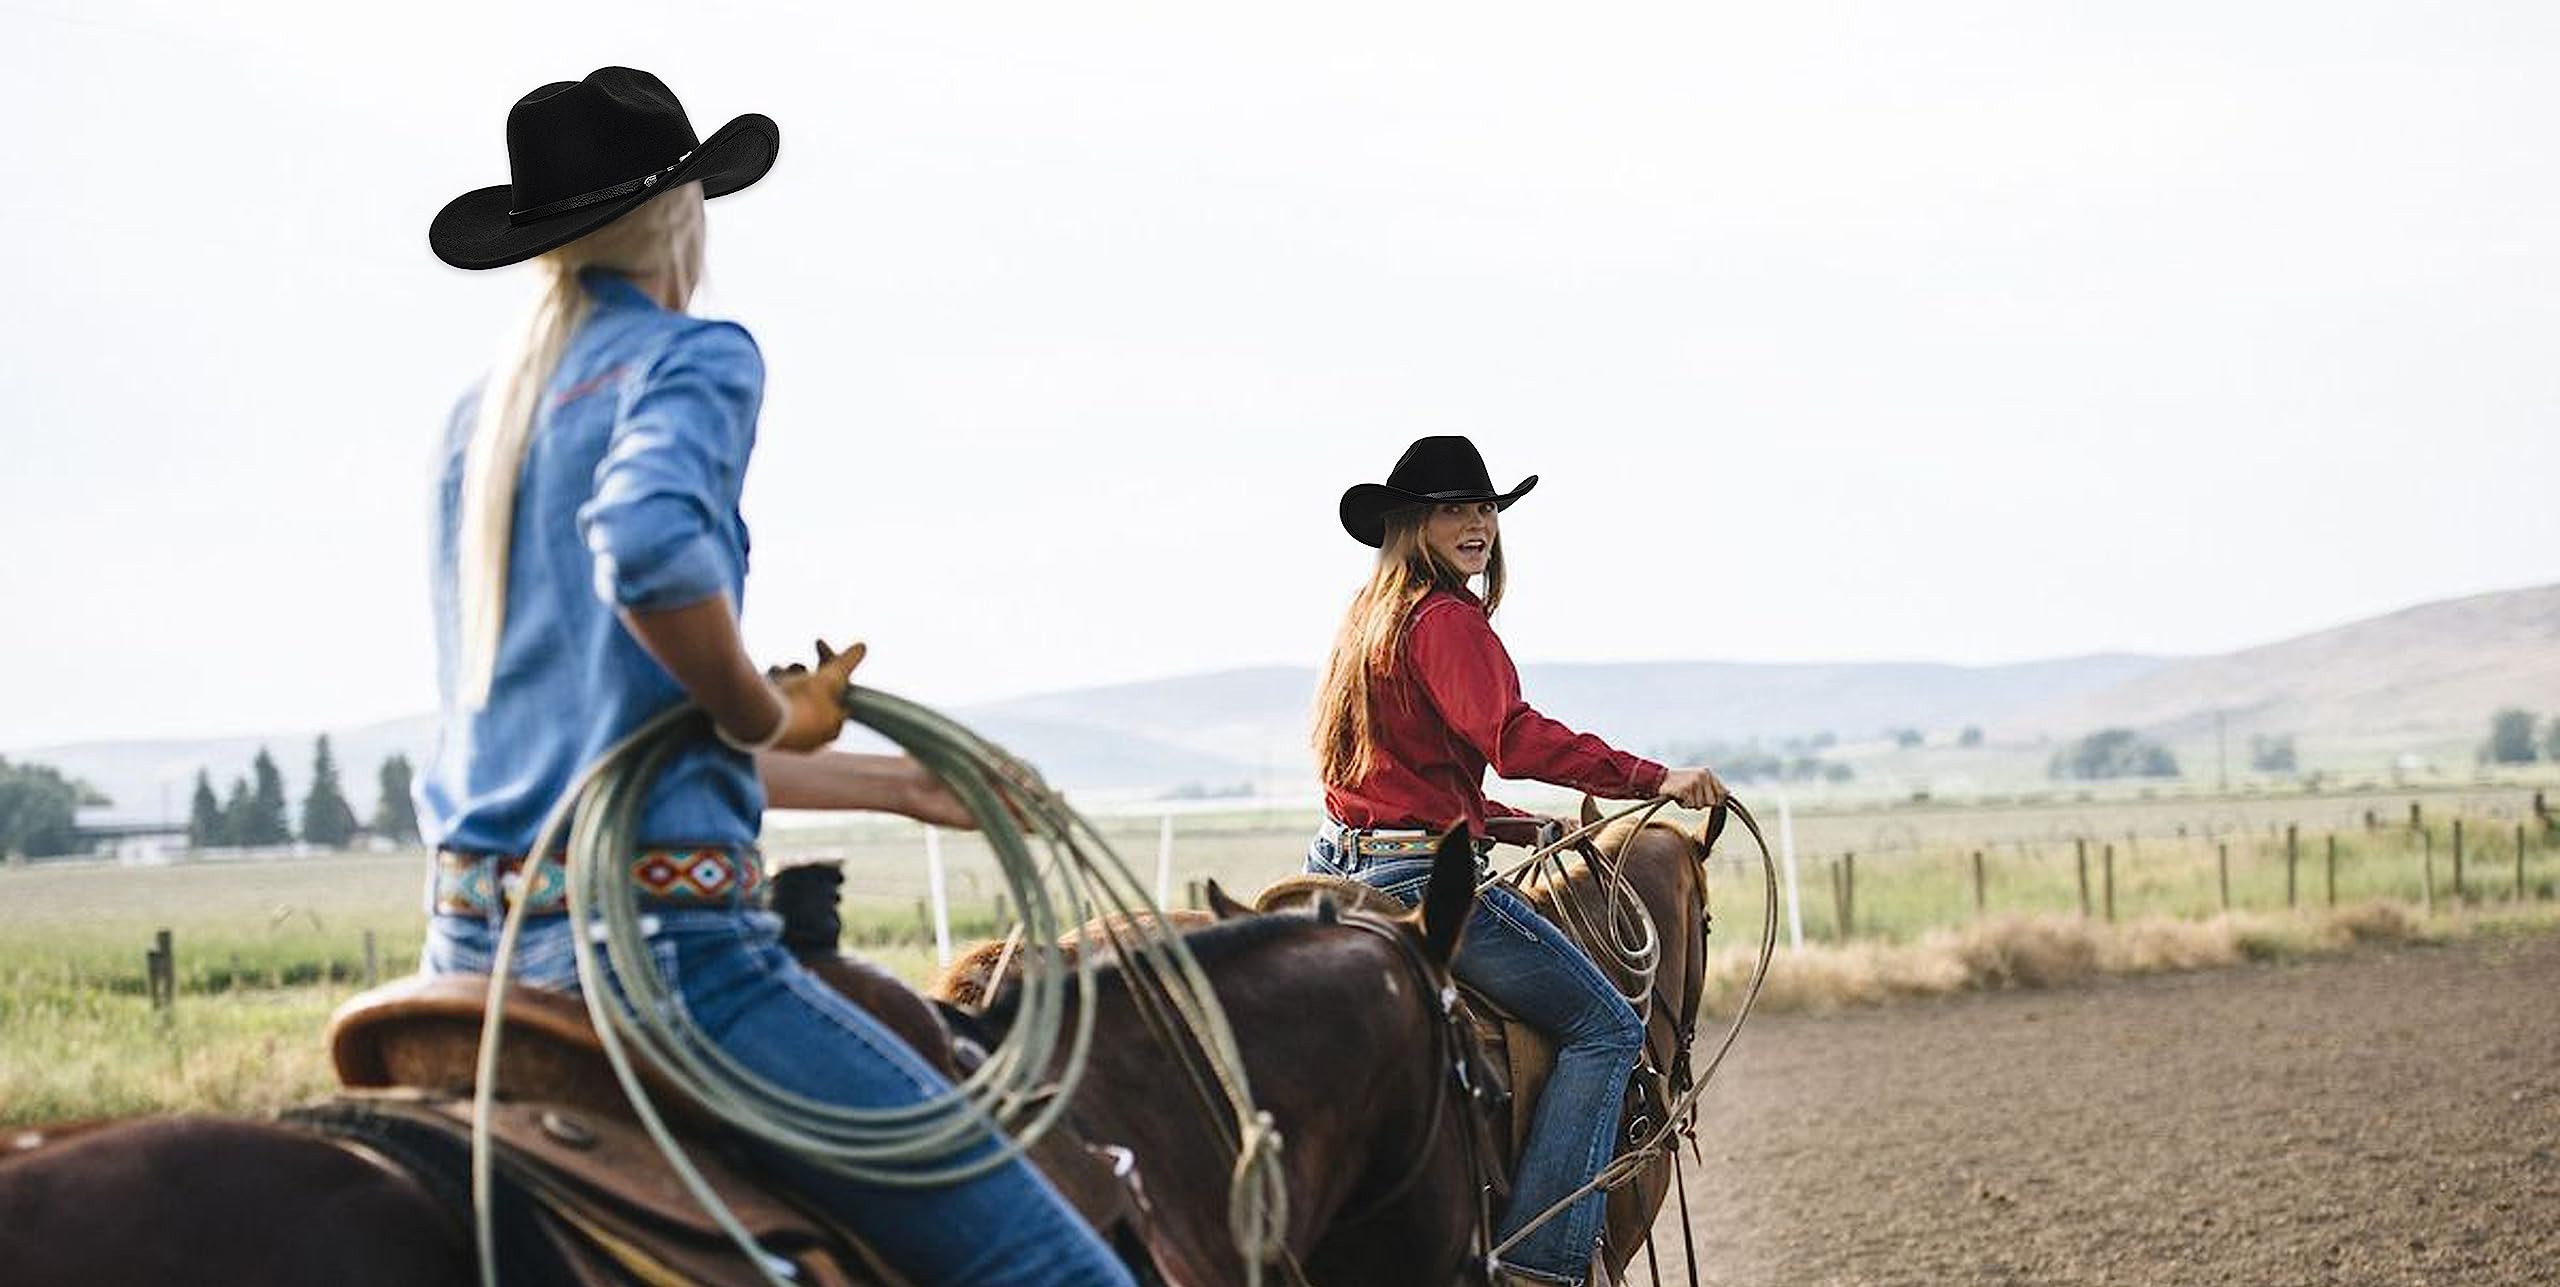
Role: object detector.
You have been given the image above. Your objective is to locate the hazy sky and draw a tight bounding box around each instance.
[3,0,2554,749]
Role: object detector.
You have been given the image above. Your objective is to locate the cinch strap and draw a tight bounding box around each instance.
[507,151,694,224]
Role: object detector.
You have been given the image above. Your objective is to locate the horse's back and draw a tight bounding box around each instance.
[0,1115,468,1287]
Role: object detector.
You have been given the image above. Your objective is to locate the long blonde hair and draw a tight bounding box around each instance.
[1311,509,1508,786]
[455,183,708,708]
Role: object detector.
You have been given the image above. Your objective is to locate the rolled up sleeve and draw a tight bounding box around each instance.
[577,322,763,612]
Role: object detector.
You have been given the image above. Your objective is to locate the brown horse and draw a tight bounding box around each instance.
[1512,799,1720,1278]
[0,838,1495,1287]
[948,831,1499,1285]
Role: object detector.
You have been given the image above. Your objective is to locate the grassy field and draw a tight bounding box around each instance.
[4,781,2552,1126]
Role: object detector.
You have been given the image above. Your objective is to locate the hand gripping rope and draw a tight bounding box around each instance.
[466,687,1288,1286]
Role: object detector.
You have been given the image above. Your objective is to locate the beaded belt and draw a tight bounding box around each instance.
[433,846,767,917]
[1320,820,1490,862]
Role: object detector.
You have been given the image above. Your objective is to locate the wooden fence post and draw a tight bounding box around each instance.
[1827,860,1842,940]
[1971,851,1986,916]
[2325,834,2337,908]
[2102,844,2116,923]
[2421,829,2436,915]
[2075,839,2091,919]
[2285,824,2298,909]
[361,929,379,988]
[2452,820,2465,902]
[1845,852,1856,938]
[2517,823,2528,901]
[1185,880,1202,911]
[2217,842,2231,913]
[2409,801,2422,831]
[147,928,174,1012]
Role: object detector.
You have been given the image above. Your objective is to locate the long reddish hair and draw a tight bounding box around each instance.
[1312,508,1507,787]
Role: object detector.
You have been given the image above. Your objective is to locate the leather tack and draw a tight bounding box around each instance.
[539,1109,596,1150]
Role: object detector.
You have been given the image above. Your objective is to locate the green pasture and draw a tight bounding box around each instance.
[4,783,2552,1125]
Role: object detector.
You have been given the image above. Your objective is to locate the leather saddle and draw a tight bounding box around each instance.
[320,967,1169,1286]
[321,973,894,1286]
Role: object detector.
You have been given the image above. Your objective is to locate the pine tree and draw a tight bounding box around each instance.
[372,753,421,845]
[188,770,224,848]
[2486,709,2539,765]
[220,775,255,846]
[245,747,293,846]
[299,736,359,849]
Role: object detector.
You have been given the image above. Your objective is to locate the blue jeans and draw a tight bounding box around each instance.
[1308,832,1642,1285]
[426,908,1134,1287]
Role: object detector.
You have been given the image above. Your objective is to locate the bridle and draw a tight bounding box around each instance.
[1322,907,1506,1286]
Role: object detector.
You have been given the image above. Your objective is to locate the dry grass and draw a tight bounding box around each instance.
[1703,901,2556,1016]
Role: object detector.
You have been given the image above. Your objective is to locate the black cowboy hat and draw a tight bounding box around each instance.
[429,67,778,270]
[1338,435,1538,548]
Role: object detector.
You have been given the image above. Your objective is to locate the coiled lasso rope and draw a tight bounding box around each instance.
[1480,794,1783,1259]
[1485,797,1671,1009]
[467,687,1285,1286]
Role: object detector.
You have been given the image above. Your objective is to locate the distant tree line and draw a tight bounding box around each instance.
[2249,734,2298,775]
[2480,708,2560,767]
[0,757,107,858]
[1655,738,1854,785]
[188,737,419,850]
[2049,728,2179,781]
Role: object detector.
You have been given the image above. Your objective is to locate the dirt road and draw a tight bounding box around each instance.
[1643,931,2560,1285]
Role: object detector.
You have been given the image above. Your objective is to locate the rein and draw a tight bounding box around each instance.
[1325,908,1502,1286]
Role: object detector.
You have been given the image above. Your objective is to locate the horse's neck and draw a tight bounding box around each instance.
[1064,927,1446,1269]
[1604,827,1708,1014]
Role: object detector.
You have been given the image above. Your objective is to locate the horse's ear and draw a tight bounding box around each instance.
[1579,794,1601,827]
[1416,828,1478,966]
[1698,800,1730,855]
[1202,878,1254,921]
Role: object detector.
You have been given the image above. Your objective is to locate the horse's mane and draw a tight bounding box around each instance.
[1593,813,1693,856]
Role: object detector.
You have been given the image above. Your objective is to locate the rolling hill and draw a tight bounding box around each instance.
[19,581,2553,823]
[2009,582,2560,748]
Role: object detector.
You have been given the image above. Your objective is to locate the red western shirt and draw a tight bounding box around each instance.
[1324,587,1668,836]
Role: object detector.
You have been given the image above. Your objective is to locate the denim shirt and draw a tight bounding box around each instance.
[418,269,765,857]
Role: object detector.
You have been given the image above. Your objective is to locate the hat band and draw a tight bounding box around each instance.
[507,150,694,224]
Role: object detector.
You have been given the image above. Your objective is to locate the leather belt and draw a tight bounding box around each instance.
[433,846,767,917]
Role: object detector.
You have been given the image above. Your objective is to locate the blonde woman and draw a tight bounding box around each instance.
[1310,436,1725,1285]
[423,68,1131,1286]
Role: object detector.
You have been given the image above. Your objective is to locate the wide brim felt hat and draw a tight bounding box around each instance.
[429,69,780,271]
[1338,435,1537,548]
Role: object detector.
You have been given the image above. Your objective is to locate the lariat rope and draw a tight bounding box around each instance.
[1472,794,1782,1261]
[468,687,1285,1286]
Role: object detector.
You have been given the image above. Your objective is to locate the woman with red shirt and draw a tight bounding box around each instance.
[1310,435,1724,1285]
